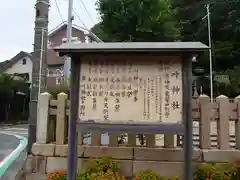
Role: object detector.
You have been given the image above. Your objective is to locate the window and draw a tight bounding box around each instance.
[22,59,26,65]
[47,69,55,77]
[56,69,63,77]
[55,69,64,85]
[56,77,63,85]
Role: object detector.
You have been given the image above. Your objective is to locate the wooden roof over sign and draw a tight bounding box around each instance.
[53,42,209,57]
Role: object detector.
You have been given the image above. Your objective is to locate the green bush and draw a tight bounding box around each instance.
[78,170,125,180]
[46,159,240,180]
[77,157,123,180]
[134,170,162,180]
[47,84,69,99]
[85,157,119,174]
[46,170,66,180]
[194,163,238,180]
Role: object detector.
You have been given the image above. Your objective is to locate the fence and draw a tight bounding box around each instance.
[36,92,240,150]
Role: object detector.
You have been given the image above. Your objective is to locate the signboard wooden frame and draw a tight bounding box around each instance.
[76,53,185,134]
[54,42,208,180]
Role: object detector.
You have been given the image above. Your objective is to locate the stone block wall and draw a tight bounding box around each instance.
[24,143,240,179]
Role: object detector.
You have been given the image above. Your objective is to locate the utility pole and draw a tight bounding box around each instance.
[202,4,213,102]
[28,0,49,152]
[63,0,74,83]
[206,4,213,102]
[207,4,213,103]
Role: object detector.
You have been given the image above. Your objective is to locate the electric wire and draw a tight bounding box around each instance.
[53,0,65,22]
[177,0,239,11]
[72,8,89,30]
[77,0,95,24]
[73,8,103,42]
[180,1,238,39]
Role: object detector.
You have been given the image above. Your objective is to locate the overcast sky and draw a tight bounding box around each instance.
[0,0,98,61]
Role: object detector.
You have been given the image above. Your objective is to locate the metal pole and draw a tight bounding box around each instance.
[207,4,214,102]
[64,0,74,82]
[67,0,73,42]
[67,59,80,180]
[38,28,45,97]
[183,56,193,180]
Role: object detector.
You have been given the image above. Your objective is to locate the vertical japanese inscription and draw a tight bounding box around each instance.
[79,56,182,123]
[163,62,171,119]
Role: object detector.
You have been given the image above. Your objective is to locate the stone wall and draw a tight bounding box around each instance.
[24,143,240,179]
[23,92,240,179]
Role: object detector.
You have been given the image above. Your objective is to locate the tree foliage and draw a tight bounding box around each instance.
[0,73,30,122]
[92,0,182,42]
[174,0,240,71]
[173,0,240,96]
[91,0,240,97]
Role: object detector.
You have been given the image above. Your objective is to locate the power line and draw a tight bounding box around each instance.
[191,1,239,39]
[178,0,237,24]
[73,8,89,29]
[73,9,103,42]
[77,0,95,24]
[53,0,64,22]
[177,0,239,11]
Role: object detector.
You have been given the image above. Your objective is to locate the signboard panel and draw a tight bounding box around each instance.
[79,55,182,124]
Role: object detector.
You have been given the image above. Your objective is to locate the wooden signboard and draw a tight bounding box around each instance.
[78,55,182,124]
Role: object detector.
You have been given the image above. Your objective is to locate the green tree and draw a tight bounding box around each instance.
[173,0,240,71]
[94,0,182,42]
[91,23,110,42]
[173,0,240,97]
[0,73,30,122]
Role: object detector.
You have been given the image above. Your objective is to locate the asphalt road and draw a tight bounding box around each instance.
[0,125,28,180]
[0,134,20,163]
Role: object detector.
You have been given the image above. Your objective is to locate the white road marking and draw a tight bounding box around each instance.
[0,133,28,178]
[0,128,28,136]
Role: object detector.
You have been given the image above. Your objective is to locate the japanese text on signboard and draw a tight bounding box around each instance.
[79,56,182,123]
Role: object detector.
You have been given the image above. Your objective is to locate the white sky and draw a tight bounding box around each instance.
[0,0,99,61]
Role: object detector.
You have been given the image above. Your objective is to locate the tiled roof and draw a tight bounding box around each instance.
[0,51,32,73]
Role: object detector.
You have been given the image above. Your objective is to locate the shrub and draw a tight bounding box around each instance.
[78,170,125,180]
[194,163,238,180]
[77,157,123,180]
[85,157,119,174]
[47,84,69,99]
[166,177,179,180]
[46,170,66,180]
[134,170,162,180]
[46,160,240,180]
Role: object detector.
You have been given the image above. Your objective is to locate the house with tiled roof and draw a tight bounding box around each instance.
[0,51,33,82]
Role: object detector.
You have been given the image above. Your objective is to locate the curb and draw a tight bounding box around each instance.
[0,133,28,178]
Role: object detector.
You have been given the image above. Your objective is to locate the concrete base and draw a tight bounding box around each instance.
[23,143,240,179]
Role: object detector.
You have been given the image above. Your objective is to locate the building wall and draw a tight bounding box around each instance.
[46,66,64,87]
[5,56,33,83]
[47,26,85,87]
[49,26,85,47]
